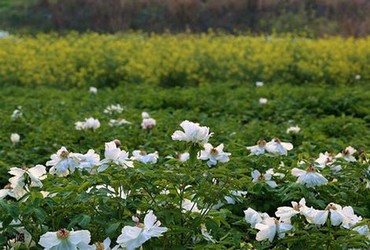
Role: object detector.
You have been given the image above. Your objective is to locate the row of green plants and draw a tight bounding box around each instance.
[0,82,369,249]
[0,33,370,88]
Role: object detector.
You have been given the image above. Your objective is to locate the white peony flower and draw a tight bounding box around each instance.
[255,217,292,242]
[141,112,156,129]
[89,86,97,94]
[340,206,362,229]
[355,75,361,80]
[304,203,362,228]
[315,152,342,172]
[201,224,216,243]
[75,117,100,130]
[246,139,267,156]
[0,184,12,200]
[352,225,370,238]
[98,141,133,171]
[75,121,85,130]
[176,152,190,162]
[171,120,213,145]
[131,150,158,164]
[223,190,248,205]
[335,146,357,162]
[286,125,301,134]
[251,169,278,188]
[182,199,202,213]
[141,112,150,119]
[84,117,100,130]
[198,143,231,167]
[11,106,23,120]
[10,133,20,143]
[244,208,270,228]
[291,165,328,187]
[265,138,293,156]
[141,118,156,130]
[116,210,168,250]
[109,118,131,127]
[104,104,124,115]
[8,165,47,200]
[256,81,264,87]
[315,152,334,169]
[74,149,100,173]
[275,198,309,222]
[39,228,95,250]
[259,98,268,104]
[46,147,79,177]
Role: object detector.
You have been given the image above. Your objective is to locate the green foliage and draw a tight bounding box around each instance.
[0,81,369,248]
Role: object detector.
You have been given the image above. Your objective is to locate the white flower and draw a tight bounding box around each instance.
[141,112,150,119]
[75,117,100,130]
[11,106,22,120]
[201,224,216,243]
[7,227,35,249]
[171,120,213,145]
[259,98,268,104]
[104,104,124,114]
[291,165,328,187]
[84,117,100,130]
[315,152,334,169]
[353,225,370,238]
[182,199,202,213]
[315,152,342,172]
[0,185,12,199]
[46,147,79,177]
[89,86,98,94]
[74,149,100,173]
[246,139,267,156]
[176,152,190,162]
[286,125,301,134]
[256,81,264,87]
[75,121,85,130]
[340,206,362,229]
[109,118,132,127]
[141,118,156,129]
[223,190,248,205]
[198,143,230,167]
[255,217,292,242]
[335,146,357,162]
[355,75,361,80]
[304,203,361,228]
[8,165,47,200]
[10,133,20,143]
[265,138,293,156]
[251,169,278,188]
[244,208,270,228]
[39,228,95,250]
[141,112,156,129]
[116,210,168,250]
[275,198,309,222]
[98,141,133,171]
[131,150,158,164]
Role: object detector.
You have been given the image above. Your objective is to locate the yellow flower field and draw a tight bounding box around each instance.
[0,33,369,87]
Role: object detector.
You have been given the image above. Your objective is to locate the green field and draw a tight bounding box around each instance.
[1,29,370,249]
[1,79,369,248]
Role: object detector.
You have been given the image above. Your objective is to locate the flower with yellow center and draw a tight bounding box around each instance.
[39,229,95,250]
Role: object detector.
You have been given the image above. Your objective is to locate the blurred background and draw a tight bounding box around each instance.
[1,0,370,37]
